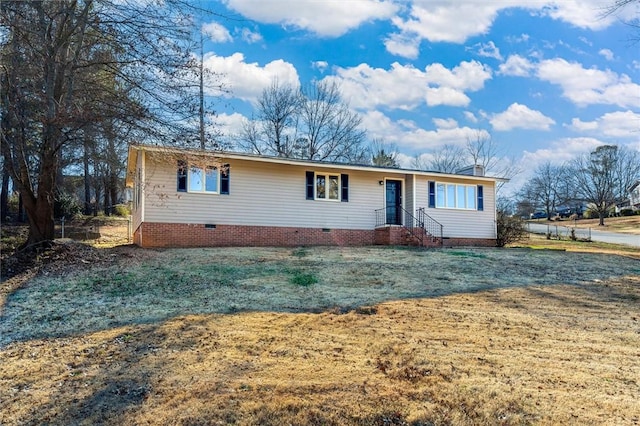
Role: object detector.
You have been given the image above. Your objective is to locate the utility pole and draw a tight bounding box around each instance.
[199,30,205,150]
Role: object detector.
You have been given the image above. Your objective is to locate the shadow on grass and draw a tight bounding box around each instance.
[1,246,639,347]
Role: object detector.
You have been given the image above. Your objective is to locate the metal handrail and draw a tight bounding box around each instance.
[375,206,443,246]
[416,207,443,245]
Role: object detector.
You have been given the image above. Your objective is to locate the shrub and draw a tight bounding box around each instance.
[54,191,82,219]
[112,204,131,217]
[496,210,528,247]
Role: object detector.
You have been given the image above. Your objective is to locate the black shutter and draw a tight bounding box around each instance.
[428,181,435,208]
[341,174,349,202]
[306,171,314,200]
[177,160,187,192]
[477,185,484,211]
[220,163,230,194]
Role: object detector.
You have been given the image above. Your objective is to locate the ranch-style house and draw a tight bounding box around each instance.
[125,144,503,248]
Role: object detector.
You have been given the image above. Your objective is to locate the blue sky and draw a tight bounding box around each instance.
[196,0,639,192]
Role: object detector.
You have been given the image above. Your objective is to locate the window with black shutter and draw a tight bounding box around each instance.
[341,174,349,202]
[477,185,484,211]
[428,181,435,208]
[306,171,314,200]
[177,160,187,192]
[220,163,230,194]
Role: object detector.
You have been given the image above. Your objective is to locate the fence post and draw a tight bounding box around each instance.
[61,216,65,239]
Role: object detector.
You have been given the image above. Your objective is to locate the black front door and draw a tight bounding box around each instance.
[385,180,402,225]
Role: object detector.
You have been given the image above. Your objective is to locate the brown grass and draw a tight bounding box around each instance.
[1,239,640,425]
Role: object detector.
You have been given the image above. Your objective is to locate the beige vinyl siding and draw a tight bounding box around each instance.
[132,151,144,232]
[142,155,395,230]
[416,177,496,239]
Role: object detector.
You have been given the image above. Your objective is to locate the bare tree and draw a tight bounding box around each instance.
[0,0,223,249]
[238,81,301,157]
[518,162,567,220]
[428,144,466,173]
[369,139,399,168]
[570,145,640,226]
[239,80,367,163]
[466,131,520,191]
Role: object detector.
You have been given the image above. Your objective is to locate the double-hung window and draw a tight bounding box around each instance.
[429,181,482,211]
[177,161,230,194]
[306,171,349,202]
[316,174,340,200]
[189,166,218,193]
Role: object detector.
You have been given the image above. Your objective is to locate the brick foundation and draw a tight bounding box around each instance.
[138,222,376,248]
[135,222,496,248]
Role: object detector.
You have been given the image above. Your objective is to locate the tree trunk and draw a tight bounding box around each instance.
[84,136,92,215]
[599,212,605,226]
[1,164,9,222]
[18,193,25,223]
[20,145,59,248]
[103,182,110,216]
[109,173,119,212]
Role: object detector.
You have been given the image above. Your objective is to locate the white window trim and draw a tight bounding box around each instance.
[435,182,478,210]
[187,165,220,194]
[314,172,341,201]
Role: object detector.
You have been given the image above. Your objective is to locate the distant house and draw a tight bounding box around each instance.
[125,144,503,248]
[629,180,640,210]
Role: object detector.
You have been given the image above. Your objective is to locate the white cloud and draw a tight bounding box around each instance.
[578,36,593,46]
[203,53,300,103]
[325,60,491,111]
[312,61,329,73]
[433,118,458,129]
[390,2,501,44]
[508,136,604,191]
[384,33,421,59]
[499,55,534,77]
[223,0,397,37]
[361,110,489,152]
[238,27,263,44]
[202,22,232,43]
[472,41,503,60]
[215,112,248,148]
[598,111,640,138]
[538,1,633,30]
[463,111,478,123]
[505,33,530,43]
[490,103,555,131]
[521,138,603,165]
[386,1,630,49]
[568,118,599,132]
[598,48,614,61]
[537,58,640,108]
[567,110,640,138]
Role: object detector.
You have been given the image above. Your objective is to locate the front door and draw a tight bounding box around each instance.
[385,180,402,225]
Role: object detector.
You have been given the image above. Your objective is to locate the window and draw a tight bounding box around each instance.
[316,173,339,200]
[431,182,483,210]
[177,162,230,194]
[306,171,349,202]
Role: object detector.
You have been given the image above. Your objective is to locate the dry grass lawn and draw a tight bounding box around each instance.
[1,242,639,425]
